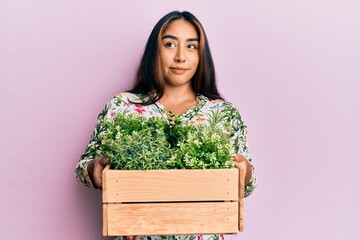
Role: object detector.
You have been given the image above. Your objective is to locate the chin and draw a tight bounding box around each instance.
[165,77,192,87]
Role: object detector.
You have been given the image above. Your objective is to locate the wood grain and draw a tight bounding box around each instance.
[103,203,108,236]
[102,166,244,235]
[103,168,239,203]
[105,202,239,236]
[235,164,246,232]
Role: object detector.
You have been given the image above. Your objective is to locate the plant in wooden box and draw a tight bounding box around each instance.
[97,113,235,170]
[99,113,245,236]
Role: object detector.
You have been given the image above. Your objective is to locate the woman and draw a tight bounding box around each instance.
[76,11,257,239]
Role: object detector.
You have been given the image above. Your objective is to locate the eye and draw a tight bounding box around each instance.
[165,42,176,48]
[188,44,197,49]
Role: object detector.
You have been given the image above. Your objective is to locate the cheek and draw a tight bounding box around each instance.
[159,48,169,62]
[160,53,172,67]
[192,52,200,63]
[192,56,200,69]
[159,51,165,64]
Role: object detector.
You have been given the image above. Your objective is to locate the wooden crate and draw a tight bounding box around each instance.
[102,165,246,236]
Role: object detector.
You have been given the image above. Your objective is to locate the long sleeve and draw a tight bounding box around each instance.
[228,104,257,198]
[75,93,151,188]
[75,100,112,188]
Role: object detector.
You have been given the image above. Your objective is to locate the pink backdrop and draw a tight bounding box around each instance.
[1,0,359,239]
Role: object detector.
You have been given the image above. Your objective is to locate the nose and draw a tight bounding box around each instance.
[174,45,186,63]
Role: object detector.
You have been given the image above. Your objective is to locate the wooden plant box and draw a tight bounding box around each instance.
[102,165,246,236]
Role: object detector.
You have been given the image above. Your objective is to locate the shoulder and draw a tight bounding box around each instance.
[104,92,161,118]
[105,92,150,107]
[100,92,139,116]
[200,95,244,121]
[109,92,145,104]
[202,95,240,112]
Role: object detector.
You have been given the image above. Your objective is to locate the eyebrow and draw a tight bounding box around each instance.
[161,35,199,42]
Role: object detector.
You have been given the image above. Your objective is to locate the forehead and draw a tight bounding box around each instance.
[162,19,198,38]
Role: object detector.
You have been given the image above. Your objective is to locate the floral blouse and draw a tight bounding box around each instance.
[75,92,257,240]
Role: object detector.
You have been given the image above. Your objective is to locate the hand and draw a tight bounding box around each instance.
[233,154,253,186]
[87,157,110,189]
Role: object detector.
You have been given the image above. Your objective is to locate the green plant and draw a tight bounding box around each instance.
[96,113,234,170]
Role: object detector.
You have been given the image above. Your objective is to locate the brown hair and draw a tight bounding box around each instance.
[130,11,223,104]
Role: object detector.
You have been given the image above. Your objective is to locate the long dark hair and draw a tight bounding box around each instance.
[130,11,223,104]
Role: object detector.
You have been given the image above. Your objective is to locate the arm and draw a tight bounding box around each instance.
[86,157,109,189]
[228,105,257,198]
[75,92,148,189]
[234,154,253,186]
[235,126,257,198]
[75,99,113,189]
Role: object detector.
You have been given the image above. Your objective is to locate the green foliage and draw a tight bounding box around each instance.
[96,113,235,170]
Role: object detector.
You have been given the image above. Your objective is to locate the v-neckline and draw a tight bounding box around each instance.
[154,94,207,120]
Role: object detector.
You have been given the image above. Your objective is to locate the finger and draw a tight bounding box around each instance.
[95,178,102,189]
[99,157,110,166]
[233,154,240,163]
[94,171,103,190]
[93,159,107,189]
[235,154,247,163]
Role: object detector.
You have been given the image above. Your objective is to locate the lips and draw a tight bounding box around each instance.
[170,67,188,75]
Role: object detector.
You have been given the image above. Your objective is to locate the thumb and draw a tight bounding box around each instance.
[98,157,110,166]
[234,154,247,163]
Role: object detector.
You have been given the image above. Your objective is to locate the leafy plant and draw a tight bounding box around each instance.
[96,113,235,170]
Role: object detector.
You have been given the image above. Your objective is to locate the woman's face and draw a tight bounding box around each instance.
[159,19,200,88]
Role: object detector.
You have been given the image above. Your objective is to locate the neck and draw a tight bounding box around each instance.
[159,85,198,116]
[161,85,197,104]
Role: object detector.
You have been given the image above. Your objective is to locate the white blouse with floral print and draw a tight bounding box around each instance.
[75,92,257,240]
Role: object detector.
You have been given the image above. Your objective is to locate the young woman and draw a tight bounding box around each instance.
[76,11,257,240]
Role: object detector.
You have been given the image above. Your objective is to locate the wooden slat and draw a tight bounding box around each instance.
[235,163,246,232]
[105,202,239,236]
[239,199,244,232]
[103,168,239,203]
[103,204,108,236]
[102,164,110,201]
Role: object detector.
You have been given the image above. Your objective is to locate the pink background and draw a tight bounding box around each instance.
[1,0,359,239]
